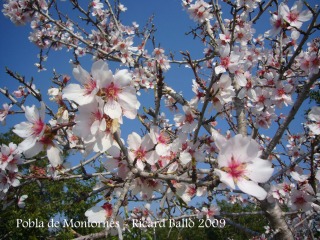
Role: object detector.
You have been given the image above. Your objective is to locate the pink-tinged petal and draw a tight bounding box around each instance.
[308,106,320,122]
[298,10,312,22]
[47,145,62,167]
[141,134,154,150]
[237,178,267,200]
[90,119,100,135]
[234,73,247,87]
[216,154,230,168]
[108,144,120,157]
[279,3,290,17]
[155,144,169,156]
[18,137,38,153]
[245,159,274,183]
[25,105,39,123]
[127,132,142,150]
[220,44,230,57]
[99,118,106,132]
[114,69,131,86]
[13,122,33,138]
[215,65,226,75]
[25,106,37,124]
[136,159,145,170]
[308,124,320,135]
[104,99,122,119]
[214,169,235,189]
[63,84,86,101]
[96,133,113,152]
[212,131,227,151]
[73,64,91,84]
[22,141,43,158]
[91,60,113,87]
[123,108,138,119]
[85,206,106,223]
[180,151,192,165]
[146,151,158,165]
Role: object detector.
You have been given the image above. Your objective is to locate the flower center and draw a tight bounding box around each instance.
[104,82,120,100]
[220,57,230,68]
[294,196,306,205]
[135,148,146,160]
[258,95,266,103]
[277,88,285,96]
[157,132,170,144]
[225,156,246,181]
[185,113,194,123]
[32,119,45,136]
[102,203,113,217]
[84,79,97,95]
[1,154,9,162]
[288,12,298,22]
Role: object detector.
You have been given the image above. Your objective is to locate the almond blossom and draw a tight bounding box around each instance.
[63,60,140,120]
[73,98,119,153]
[215,44,241,75]
[62,63,99,105]
[12,102,62,167]
[0,103,11,125]
[186,0,213,23]
[97,65,140,120]
[307,106,320,135]
[174,105,198,133]
[0,143,23,172]
[13,102,46,153]
[214,134,274,200]
[265,13,283,37]
[289,189,314,211]
[279,1,312,29]
[149,126,172,156]
[127,132,158,170]
[201,205,220,220]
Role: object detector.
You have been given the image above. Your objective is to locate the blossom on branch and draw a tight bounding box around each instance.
[63,60,140,121]
[307,106,320,135]
[13,102,62,167]
[214,134,273,200]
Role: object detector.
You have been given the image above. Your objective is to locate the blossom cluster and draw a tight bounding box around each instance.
[1,0,320,238]
[0,143,23,200]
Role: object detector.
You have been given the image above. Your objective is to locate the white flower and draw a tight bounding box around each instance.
[13,102,46,151]
[85,202,113,223]
[214,134,274,200]
[289,189,314,211]
[187,0,213,23]
[63,60,140,120]
[279,1,312,29]
[307,106,320,135]
[201,205,220,219]
[62,62,99,105]
[0,103,12,125]
[127,132,157,170]
[73,98,119,153]
[95,61,140,120]
[13,102,62,167]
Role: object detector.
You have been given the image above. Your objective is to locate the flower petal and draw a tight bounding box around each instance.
[214,169,236,189]
[237,178,267,200]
